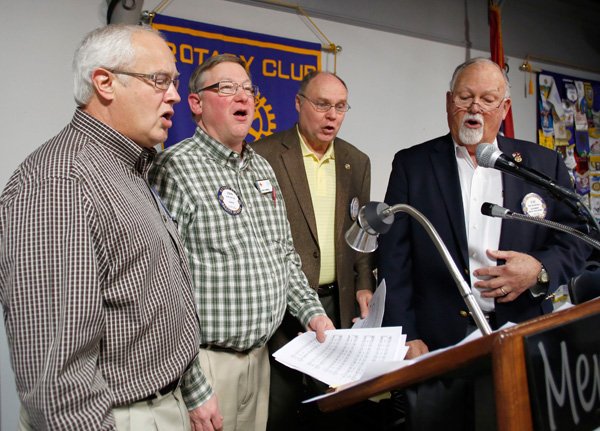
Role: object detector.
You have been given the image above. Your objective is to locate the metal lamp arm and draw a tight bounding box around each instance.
[383,204,492,335]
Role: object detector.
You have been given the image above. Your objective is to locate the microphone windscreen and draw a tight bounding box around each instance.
[481,202,494,216]
[475,143,497,168]
[480,202,510,218]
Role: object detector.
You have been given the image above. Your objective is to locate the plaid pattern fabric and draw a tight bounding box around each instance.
[0,109,200,430]
[150,127,325,408]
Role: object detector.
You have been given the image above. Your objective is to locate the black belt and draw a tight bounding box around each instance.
[316,282,337,297]
[200,344,253,354]
[461,310,497,329]
[141,378,180,402]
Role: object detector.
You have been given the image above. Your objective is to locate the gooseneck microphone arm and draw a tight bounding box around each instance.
[370,203,493,336]
[481,203,600,251]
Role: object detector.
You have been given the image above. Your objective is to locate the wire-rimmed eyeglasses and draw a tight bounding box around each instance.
[110,70,179,91]
[298,94,350,113]
[196,80,258,97]
[450,93,506,113]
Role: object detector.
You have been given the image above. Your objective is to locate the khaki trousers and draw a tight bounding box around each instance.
[19,387,190,430]
[199,344,269,431]
[113,387,191,431]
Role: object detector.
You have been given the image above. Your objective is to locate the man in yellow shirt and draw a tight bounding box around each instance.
[253,71,375,431]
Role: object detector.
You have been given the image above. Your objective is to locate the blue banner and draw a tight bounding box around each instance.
[151,14,321,147]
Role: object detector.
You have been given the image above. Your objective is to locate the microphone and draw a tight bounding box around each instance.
[475,143,579,201]
[481,202,600,251]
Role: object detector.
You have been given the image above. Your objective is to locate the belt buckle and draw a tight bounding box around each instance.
[144,377,180,402]
[317,283,336,297]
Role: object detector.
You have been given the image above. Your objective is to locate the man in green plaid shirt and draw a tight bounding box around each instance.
[149,54,334,431]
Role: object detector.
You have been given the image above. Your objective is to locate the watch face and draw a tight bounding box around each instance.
[538,269,549,284]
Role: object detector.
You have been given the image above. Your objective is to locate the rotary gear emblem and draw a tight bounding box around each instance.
[249,93,277,141]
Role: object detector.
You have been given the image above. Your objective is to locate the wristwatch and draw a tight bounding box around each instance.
[530,263,549,298]
[537,265,549,284]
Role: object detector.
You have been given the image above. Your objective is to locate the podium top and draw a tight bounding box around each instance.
[317,298,600,414]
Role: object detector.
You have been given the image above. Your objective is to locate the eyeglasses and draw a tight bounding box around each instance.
[110,70,179,91]
[451,93,506,113]
[196,80,258,97]
[298,94,350,113]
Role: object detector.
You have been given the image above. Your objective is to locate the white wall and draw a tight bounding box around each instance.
[2,0,600,429]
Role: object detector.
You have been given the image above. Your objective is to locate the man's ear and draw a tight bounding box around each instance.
[91,68,116,102]
[188,93,202,115]
[501,98,512,120]
[445,91,453,114]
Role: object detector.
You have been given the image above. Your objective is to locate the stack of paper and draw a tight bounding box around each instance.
[273,326,408,387]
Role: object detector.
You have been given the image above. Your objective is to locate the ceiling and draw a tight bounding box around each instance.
[229,0,600,73]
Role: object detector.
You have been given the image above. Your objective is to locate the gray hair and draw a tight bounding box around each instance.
[72,24,163,107]
[449,57,511,99]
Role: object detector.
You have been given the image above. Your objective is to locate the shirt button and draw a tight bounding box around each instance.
[313,251,319,258]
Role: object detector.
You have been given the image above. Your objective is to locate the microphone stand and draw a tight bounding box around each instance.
[374,204,493,336]
[483,204,600,251]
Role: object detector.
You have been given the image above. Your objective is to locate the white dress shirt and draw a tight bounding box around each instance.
[455,139,503,311]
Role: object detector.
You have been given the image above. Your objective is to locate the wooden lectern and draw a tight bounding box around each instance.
[317,298,600,431]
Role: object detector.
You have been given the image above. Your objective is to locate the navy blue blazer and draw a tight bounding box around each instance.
[379,134,590,350]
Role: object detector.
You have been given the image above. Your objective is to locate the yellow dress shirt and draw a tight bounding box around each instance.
[298,130,336,284]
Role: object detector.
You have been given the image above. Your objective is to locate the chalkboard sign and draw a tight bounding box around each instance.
[523,312,600,431]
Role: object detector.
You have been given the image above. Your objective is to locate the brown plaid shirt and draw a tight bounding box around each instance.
[0,109,199,430]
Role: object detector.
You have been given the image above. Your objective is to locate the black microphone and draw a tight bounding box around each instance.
[476,143,579,201]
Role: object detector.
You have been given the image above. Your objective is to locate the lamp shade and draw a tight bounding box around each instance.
[345,219,379,252]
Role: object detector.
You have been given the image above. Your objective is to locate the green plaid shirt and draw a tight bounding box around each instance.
[149,127,325,408]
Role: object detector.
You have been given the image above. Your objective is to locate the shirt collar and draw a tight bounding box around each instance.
[452,137,499,169]
[296,125,335,162]
[71,108,156,176]
[193,126,254,169]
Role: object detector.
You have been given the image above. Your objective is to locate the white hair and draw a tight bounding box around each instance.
[449,57,511,99]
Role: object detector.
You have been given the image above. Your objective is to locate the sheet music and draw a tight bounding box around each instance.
[273,327,407,387]
[352,279,386,329]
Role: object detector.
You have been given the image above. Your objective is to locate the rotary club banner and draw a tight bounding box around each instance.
[151,14,322,147]
[537,70,600,219]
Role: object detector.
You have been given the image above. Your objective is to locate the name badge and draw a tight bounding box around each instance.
[255,179,273,194]
[521,192,547,218]
[217,186,243,215]
[350,196,359,221]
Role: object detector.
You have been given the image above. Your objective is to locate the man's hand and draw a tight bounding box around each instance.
[473,249,541,303]
[307,315,335,343]
[189,394,223,431]
[356,289,373,319]
[405,339,429,359]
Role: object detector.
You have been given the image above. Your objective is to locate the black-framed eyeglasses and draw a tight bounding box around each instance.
[110,70,180,91]
[450,93,506,113]
[196,80,258,97]
[298,94,350,113]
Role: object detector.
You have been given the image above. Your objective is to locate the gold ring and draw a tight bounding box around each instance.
[500,287,507,296]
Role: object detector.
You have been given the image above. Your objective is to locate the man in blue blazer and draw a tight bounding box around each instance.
[379,57,590,355]
[378,57,591,430]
